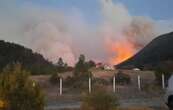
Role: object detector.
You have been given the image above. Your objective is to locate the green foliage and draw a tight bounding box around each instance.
[56,57,70,73]
[0,64,45,110]
[57,58,64,67]
[74,54,89,77]
[65,54,95,91]
[56,57,65,72]
[49,73,60,85]
[81,88,118,110]
[0,40,57,75]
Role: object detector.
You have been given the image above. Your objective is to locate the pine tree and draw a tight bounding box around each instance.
[74,54,89,77]
[56,57,65,72]
[0,63,45,110]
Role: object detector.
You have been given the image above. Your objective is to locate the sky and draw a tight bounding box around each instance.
[16,0,173,22]
[1,0,173,65]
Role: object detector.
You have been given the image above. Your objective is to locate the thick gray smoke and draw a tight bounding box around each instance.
[0,0,173,65]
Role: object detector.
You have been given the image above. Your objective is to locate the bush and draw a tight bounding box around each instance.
[74,54,90,77]
[154,67,172,86]
[81,88,118,110]
[64,74,90,91]
[143,83,163,96]
[115,71,131,85]
[0,64,45,110]
[93,78,110,86]
[49,73,60,85]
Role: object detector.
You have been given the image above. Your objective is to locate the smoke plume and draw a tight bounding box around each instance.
[0,0,173,65]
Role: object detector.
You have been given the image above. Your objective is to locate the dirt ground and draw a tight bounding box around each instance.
[53,106,167,110]
[32,69,167,110]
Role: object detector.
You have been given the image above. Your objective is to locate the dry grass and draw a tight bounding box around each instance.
[58,106,166,110]
[118,107,154,110]
[118,106,167,110]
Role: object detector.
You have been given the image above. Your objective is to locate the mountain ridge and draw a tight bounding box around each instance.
[0,40,57,74]
[116,32,173,70]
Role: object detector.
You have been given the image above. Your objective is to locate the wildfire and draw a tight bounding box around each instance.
[107,39,136,65]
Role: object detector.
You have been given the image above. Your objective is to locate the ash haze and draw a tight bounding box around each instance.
[0,0,173,66]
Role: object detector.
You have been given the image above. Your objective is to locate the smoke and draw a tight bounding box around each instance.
[0,0,173,65]
[100,0,171,64]
[24,22,76,66]
[101,0,132,31]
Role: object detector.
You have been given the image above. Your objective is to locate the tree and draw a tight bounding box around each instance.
[64,63,68,69]
[0,40,57,75]
[74,54,89,77]
[0,64,45,110]
[86,60,96,68]
[49,73,60,85]
[56,57,65,72]
[57,57,64,67]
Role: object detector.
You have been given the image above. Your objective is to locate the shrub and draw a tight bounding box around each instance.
[93,78,110,86]
[64,74,90,91]
[49,73,60,85]
[115,71,131,85]
[0,64,45,110]
[81,88,118,110]
[74,54,89,77]
[154,67,172,86]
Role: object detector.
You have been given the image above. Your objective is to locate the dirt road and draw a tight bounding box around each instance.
[45,98,167,110]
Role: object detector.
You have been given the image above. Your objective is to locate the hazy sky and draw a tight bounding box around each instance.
[1,0,173,65]
[15,0,173,22]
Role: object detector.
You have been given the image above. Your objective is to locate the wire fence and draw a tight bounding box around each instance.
[58,73,166,96]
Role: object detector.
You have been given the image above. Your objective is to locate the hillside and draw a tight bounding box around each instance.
[0,40,57,74]
[116,32,173,70]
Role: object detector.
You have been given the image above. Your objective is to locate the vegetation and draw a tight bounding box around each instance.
[0,64,45,110]
[81,87,118,110]
[49,73,60,85]
[86,60,96,69]
[117,32,173,71]
[143,83,163,95]
[64,75,90,91]
[0,40,57,75]
[56,57,69,73]
[115,71,131,85]
[74,54,89,77]
[118,107,154,110]
[64,54,93,90]
[92,78,110,86]
[154,66,172,86]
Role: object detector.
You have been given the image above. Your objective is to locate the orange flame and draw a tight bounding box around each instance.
[107,39,136,65]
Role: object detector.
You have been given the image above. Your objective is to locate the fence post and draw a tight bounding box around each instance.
[162,74,165,89]
[113,75,116,93]
[89,77,91,93]
[138,75,141,91]
[60,77,63,95]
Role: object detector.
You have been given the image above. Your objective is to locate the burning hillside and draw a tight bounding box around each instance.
[0,0,172,66]
[117,32,173,70]
[106,38,136,65]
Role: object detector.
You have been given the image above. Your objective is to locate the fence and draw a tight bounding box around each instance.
[58,74,166,95]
